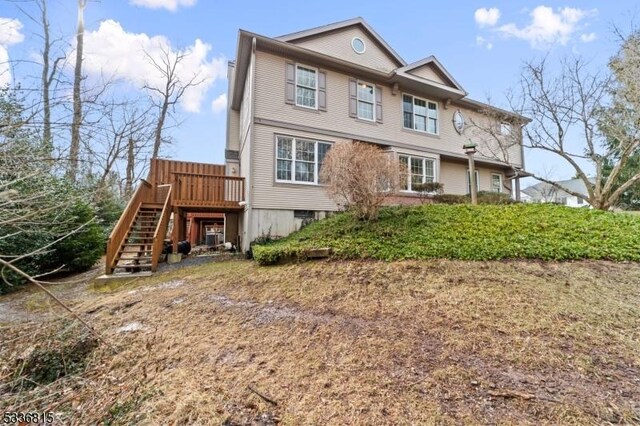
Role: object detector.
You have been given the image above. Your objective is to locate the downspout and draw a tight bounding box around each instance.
[245,36,257,252]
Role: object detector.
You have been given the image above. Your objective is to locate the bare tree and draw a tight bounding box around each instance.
[598,28,640,208]
[320,141,403,221]
[466,101,525,166]
[82,99,154,190]
[472,44,640,210]
[143,46,204,158]
[37,0,65,154]
[67,0,87,182]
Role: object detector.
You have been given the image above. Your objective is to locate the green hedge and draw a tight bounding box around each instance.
[252,204,640,265]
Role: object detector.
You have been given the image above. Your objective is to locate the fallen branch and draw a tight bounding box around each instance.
[488,390,560,403]
[247,384,278,406]
[0,257,113,350]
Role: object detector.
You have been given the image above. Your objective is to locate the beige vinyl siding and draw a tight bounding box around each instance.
[439,161,468,195]
[407,64,449,86]
[290,27,398,73]
[253,51,523,168]
[251,124,338,211]
[227,109,240,151]
[439,161,511,195]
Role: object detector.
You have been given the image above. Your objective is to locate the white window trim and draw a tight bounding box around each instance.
[466,169,480,194]
[402,93,439,135]
[491,173,503,193]
[499,122,511,136]
[399,154,438,193]
[295,63,319,110]
[274,135,332,186]
[351,36,366,54]
[356,80,376,122]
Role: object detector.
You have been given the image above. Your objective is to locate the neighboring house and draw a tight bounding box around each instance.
[522,178,593,208]
[224,18,529,250]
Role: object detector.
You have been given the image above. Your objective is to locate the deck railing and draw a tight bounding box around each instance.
[151,184,172,272]
[171,172,245,208]
[105,179,152,274]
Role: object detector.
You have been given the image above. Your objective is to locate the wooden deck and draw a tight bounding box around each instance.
[105,159,245,274]
[149,159,245,210]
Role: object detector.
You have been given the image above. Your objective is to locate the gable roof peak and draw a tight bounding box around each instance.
[396,55,466,93]
[275,17,406,66]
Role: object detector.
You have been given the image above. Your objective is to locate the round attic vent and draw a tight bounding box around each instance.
[351,37,366,54]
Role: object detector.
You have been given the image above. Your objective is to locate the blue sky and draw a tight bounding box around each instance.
[0,0,637,183]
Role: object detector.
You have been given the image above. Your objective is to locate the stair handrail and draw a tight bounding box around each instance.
[105,179,152,274]
[151,184,173,272]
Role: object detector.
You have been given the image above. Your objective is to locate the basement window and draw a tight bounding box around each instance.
[294,210,315,219]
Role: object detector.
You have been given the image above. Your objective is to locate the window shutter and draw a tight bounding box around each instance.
[285,62,295,104]
[375,85,383,123]
[348,78,357,118]
[318,71,327,111]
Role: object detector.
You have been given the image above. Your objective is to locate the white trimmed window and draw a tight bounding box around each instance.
[403,94,438,134]
[357,81,375,121]
[491,173,503,193]
[295,65,317,109]
[276,136,331,184]
[499,122,511,135]
[399,155,436,191]
[466,170,480,194]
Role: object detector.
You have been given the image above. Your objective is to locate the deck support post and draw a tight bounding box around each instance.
[172,207,180,254]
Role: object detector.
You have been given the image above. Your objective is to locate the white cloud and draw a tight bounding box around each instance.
[475,35,493,50]
[0,18,24,86]
[0,18,24,45]
[497,6,596,49]
[474,8,501,28]
[580,32,596,42]
[82,20,226,113]
[129,0,196,11]
[211,93,227,114]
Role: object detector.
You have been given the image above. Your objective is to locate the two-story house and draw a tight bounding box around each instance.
[225,18,528,251]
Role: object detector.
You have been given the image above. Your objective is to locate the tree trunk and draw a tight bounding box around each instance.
[125,137,135,198]
[67,0,86,182]
[152,96,169,159]
[40,0,52,155]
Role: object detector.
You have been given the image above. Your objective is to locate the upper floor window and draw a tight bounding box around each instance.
[403,94,438,134]
[399,155,436,191]
[491,173,503,193]
[402,95,438,135]
[276,135,331,185]
[499,122,511,135]
[357,82,375,121]
[296,65,317,109]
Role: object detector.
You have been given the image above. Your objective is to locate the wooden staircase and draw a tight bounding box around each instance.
[105,159,245,275]
[111,204,163,274]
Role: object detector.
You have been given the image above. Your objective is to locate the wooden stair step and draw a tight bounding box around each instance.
[114,264,152,270]
[117,256,152,262]
[119,251,151,257]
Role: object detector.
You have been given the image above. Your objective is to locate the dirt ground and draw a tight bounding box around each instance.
[1,258,639,425]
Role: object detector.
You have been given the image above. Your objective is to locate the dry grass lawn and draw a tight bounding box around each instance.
[1,259,640,425]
